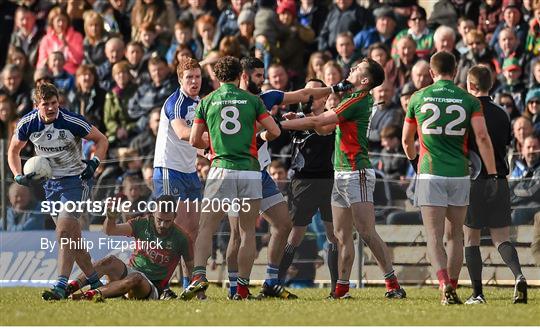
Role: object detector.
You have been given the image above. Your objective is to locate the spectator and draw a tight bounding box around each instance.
[36,6,84,75]
[97,37,126,90]
[523,88,540,135]
[455,16,476,54]
[455,30,496,88]
[83,10,109,67]
[141,161,155,195]
[496,92,523,121]
[1,183,47,231]
[0,64,32,117]
[128,56,177,129]
[394,36,418,87]
[305,51,330,82]
[276,1,315,81]
[131,0,176,40]
[268,62,294,92]
[525,0,540,58]
[101,0,132,42]
[509,116,535,172]
[432,25,460,59]
[9,6,43,66]
[427,0,480,30]
[368,81,403,152]
[334,32,359,76]
[178,0,219,22]
[268,159,288,193]
[495,27,526,73]
[392,6,433,60]
[399,82,416,114]
[0,94,17,140]
[322,60,343,87]
[67,64,107,132]
[195,14,217,59]
[510,135,540,225]
[377,125,409,180]
[104,61,139,148]
[530,59,540,88]
[490,0,529,55]
[478,0,503,40]
[353,6,397,56]
[213,0,248,49]
[138,22,168,65]
[401,60,432,97]
[47,51,75,93]
[236,5,256,57]
[166,19,203,63]
[494,57,527,111]
[298,0,329,36]
[120,175,150,222]
[129,107,161,159]
[254,0,289,49]
[317,0,373,56]
[6,46,34,87]
[368,42,398,88]
[125,41,146,84]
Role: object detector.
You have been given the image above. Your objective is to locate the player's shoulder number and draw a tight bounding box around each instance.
[420,103,466,136]
[220,106,241,135]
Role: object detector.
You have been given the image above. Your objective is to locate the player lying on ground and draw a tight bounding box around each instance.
[7,82,109,300]
[402,52,498,305]
[280,58,406,299]
[223,57,353,299]
[464,65,527,304]
[181,56,281,300]
[68,195,193,301]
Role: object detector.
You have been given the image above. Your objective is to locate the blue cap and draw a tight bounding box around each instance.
[525,88,540,104]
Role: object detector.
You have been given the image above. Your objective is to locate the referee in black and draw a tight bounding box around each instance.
[464,65,527,304]
[277,79,339,297]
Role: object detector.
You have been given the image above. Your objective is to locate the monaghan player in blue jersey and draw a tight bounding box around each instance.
[7,82,109,300]
[223,57,353,299]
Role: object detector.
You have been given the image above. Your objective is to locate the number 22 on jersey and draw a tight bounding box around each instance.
[420,103,466,136]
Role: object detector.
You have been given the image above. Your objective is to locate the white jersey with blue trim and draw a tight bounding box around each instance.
[15,108,91,178]
[258,90,285,169]
[153,88,200,173]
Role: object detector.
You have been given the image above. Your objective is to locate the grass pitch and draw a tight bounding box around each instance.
[0,286,538,326]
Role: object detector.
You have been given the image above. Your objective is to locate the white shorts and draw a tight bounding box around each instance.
[331,169,375,208]
[124,266,159,300]
[204,167,262,202]
[414,174,470,207]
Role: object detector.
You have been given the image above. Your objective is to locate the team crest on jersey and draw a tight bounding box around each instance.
[185,106,196,127]
[59,130,66,139]
[32,132,42,139]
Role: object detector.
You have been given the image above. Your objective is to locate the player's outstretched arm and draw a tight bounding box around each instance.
[471,116,497,175]
[189,120,210,149]
[281,110,338,132]
[259,115,281,141]
[84,126,109,162]
[281,80,354,105]
[103,206,133,237]
[7,135,27,177]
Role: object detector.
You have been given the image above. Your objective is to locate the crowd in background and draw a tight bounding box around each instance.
[1,0,540,284]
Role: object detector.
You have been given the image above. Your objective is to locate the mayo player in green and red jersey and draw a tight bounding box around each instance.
[402,51,498,305]
[280,58,406,300]
[69,195,193,301]
[181,56,281,300]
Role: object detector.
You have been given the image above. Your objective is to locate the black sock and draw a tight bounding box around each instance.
[278,244,297,281]
[465,246,483,296]
[327,243,339,292]
[498,241,523,279]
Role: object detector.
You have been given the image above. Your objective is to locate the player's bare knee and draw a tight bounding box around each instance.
[126,273,145,287]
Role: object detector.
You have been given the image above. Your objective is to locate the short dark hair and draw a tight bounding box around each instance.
[430,51,456,76]
[306,78,326,87]
[33,82,59,104]
[213,56,242,82]
[380,125,401,140]
[467,65,493,92]
[362,58,385,89]
[240,56,264,74]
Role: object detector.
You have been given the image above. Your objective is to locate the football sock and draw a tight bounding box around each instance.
[465,246,483,296]
[237,277,250,298]
[450,278,458,289]
[228,271,238,296]
[436,269,451,288]
[182,277,190,289]
[384,269,400,291]
[497,241,523,279]
[86,271,102,289]
[264,264,280,286]
[68,278,83,291]
[278,244,297,281]
[54,275,68,293]
[335,280,349,298]
[192,266,206,281]
[327,243,339,292]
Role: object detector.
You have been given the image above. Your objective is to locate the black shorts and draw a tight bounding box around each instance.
[465,178,512,229]
[288,177,333,227]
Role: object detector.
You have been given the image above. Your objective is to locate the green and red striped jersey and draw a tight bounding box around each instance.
[333,90,373,171]
[195,83,269,171]
[406,79,483,177]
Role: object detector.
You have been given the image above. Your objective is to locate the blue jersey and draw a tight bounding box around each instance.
[154,88,200,173]
[258,90,284,168]
[15,109,91,178]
